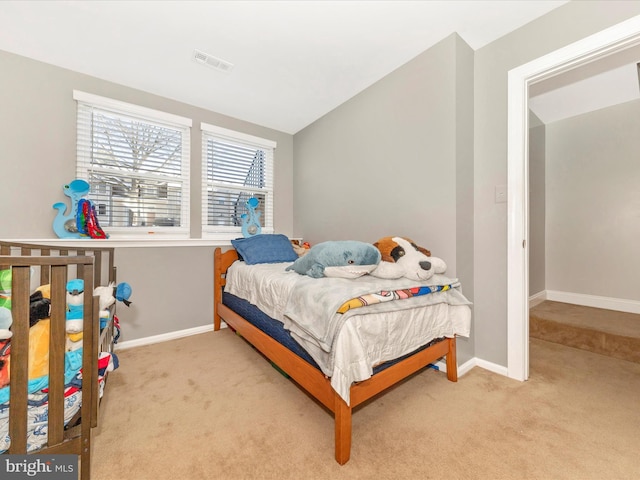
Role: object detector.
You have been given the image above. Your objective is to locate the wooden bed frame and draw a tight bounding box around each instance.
[0,241,118,480]
[214,247,458,465]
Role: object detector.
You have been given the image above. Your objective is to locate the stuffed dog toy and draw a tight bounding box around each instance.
[370,236,447,281]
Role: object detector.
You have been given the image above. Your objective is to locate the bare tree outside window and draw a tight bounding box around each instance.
[82,111,185,228]
[201,125,275,238]
[75,90,191,236]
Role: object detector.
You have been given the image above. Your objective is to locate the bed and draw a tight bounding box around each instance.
[213,239,471,464]
[0,240,119,480]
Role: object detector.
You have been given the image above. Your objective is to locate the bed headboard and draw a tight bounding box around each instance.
[213,248,239,331]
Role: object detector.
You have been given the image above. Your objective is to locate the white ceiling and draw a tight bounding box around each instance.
[529,49,640,124]
[0,0,570,134]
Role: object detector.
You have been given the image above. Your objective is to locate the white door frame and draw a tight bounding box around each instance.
[507,15,640,381]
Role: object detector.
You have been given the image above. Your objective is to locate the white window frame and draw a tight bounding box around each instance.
[74,90,192,239]
[201,123,276,240]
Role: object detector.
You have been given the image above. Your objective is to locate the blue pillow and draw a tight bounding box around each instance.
[231,234,298,265]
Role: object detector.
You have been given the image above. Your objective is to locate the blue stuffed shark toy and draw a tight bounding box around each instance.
[285,240,381,279]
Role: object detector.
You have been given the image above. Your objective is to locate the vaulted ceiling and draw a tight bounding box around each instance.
[0,1,569,133]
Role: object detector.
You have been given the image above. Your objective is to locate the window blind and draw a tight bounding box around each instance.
[201,123,276,237]
[75,91,191,236]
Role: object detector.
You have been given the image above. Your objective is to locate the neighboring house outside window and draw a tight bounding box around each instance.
[74,90,191,238]
[201,123,276,240]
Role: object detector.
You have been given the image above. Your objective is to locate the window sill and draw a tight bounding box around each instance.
[7,238,234,249]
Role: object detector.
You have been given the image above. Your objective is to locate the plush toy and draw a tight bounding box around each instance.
[0,283,59,387]
[30,290,51,327]
[290,239,311,257]
[115,282,132,307]
[0,269,12,340]
[94,282,132,311]
[29,284,54,376]
[0,340,9,389]
[0,269,11,388]
[285,240,381,278]
[93,282,132,328]
[370,236,447,281]
[66,332,83,352]
[66,279,84,334]
[0,265,13,389]
[0,309,11,341]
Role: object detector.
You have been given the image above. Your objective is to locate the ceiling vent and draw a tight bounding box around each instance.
[193,49,234,73]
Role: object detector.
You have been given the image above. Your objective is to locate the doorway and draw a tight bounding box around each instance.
[506,15,640,381]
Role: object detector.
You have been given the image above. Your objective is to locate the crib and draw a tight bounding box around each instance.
[0,240,118,480]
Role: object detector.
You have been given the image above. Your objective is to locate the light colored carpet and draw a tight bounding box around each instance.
[91,329,640,480]
[530,301,640,363]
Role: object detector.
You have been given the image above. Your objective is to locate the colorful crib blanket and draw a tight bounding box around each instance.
[0,351,118,454]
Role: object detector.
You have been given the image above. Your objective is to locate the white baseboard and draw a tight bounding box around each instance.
[544,290,640,314]
[434,356,491,377]
[433,359,448,373]
[528,290,547,308]
[472,357,509,376]
[114,324,217,351]
[444,357,508,377]
[461,290,640,381]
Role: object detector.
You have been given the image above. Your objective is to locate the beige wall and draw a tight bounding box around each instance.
[473,0,640,365]
[293,34,461,256]
[293,1,640,369]
[0,49,294,342]
[529,111,546,297]
[455,34,476,319]
[0,49,294,239]
[293,33,476,363]
[545,99,640,301]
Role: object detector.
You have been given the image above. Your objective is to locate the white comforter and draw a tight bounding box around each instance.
[224,261,471,405]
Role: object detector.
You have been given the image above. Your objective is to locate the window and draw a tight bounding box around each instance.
[201,123,276,239]
[74,91,191,237]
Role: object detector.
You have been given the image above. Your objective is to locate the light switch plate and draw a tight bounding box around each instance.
[495,185,507,203]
